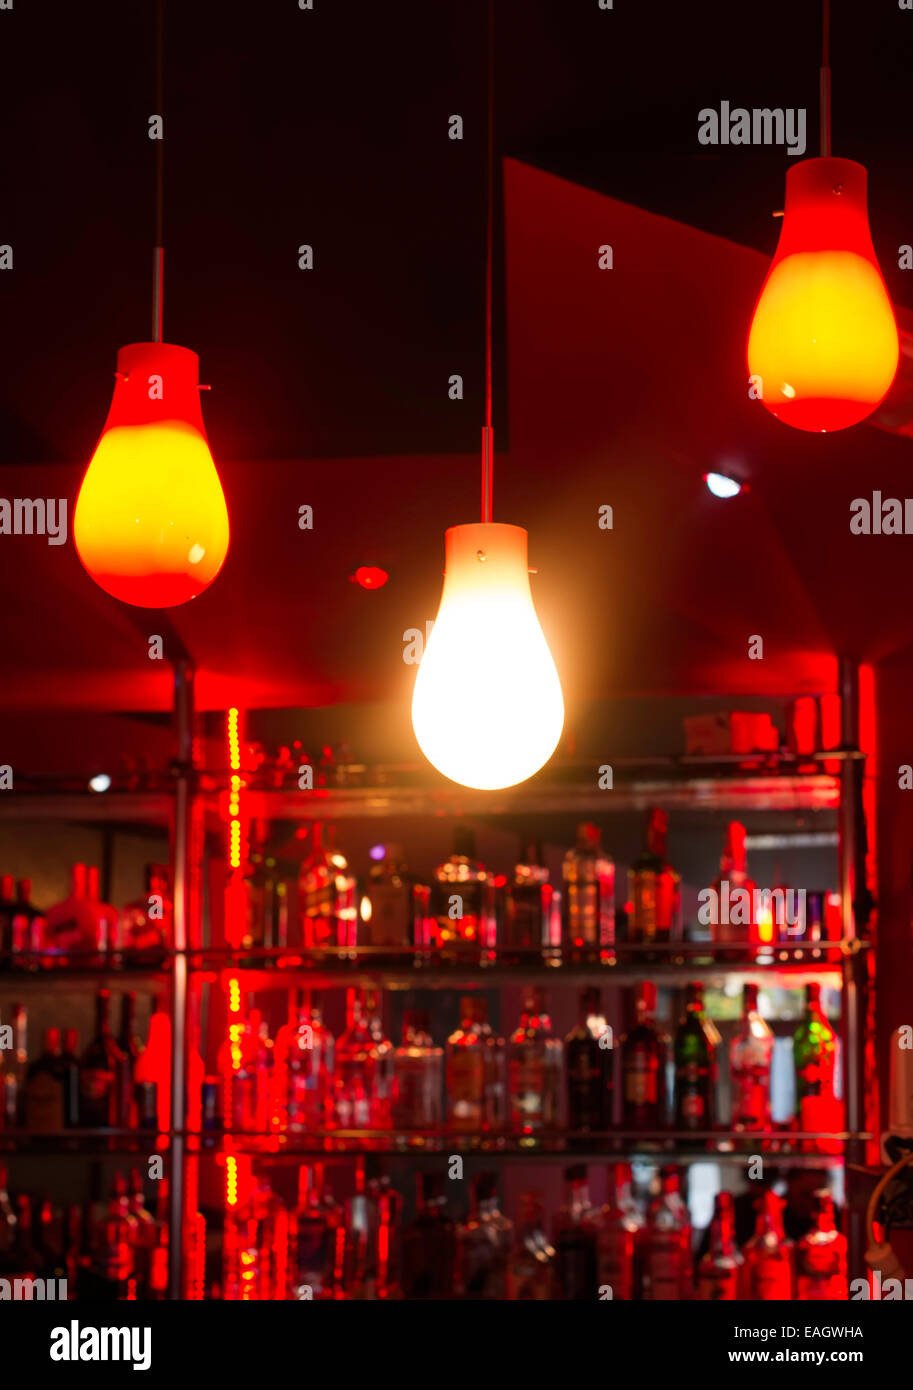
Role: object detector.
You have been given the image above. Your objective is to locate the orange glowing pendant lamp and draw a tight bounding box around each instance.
[74,1,229,608]
[74,337,229,607]
[746,0,898,433]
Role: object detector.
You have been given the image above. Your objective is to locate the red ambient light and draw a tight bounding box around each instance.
[352,565,389,590]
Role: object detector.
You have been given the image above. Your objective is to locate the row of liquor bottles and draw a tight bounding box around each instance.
[220,1162,849,1301]
[0,993,172,1132]
[0,865,171,966]
[1,980,839,1141]
[0,1164,172,1299]
[216,981,840,1140]
[0,813,842,969]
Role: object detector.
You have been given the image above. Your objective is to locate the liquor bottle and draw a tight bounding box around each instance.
[1,1002,27,1127]
[223,1181,287,1301]
[565,987,613,1136]
[729,982,773,1130]
[429,826,497,955]
[299,823,357,951]
[400,1172,456,1299]
[455,1171,512,1299]
[446,996,505,1136]
[5,1195,38,1280]
[629,808,681,946]
[642,1167,692,1300]
[127,1169,157,1298]
[369,1174,401,1300]
[742,1189,794,1300]
[61,1029,80,1127]
[0,874,15,967]
[793,982,839,1132]
[553,1165,599,1300]
[287,993,335,1134]
[334,989,374,1130]
[710,822,757,947]
[508,987,562,1137]
[288,1164,338,1300]
[116,992,144,1128]
[502,841,553,961]
[795,1190,848,1300]
[118,864,172,956]
[621,982,666,1130]
[44,864,90,961]
[132,995,170,1133]
[11,878,44,960]
[365,989,394,1132]
[363,844,428,956]
[562,822,615,960]
[674,983,716,1131]
[64,1204,85,1297]
[0,1164,16,1269]
[696,1192,743,1299]
[24,1027,66,1132]
[79,990,126,1128]
[86,867,119,959]
[35,1198,67,1287]
[392,1010,443,1133]
[508,1192,555,1299]
[87,1211,135,1300]
[596,1163,642,1300]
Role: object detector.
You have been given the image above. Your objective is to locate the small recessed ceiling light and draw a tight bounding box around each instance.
[88,773,112,793]
[704,472,746,499]
[351,565,389,589]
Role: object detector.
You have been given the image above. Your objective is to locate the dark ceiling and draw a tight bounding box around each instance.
[2,0,913,751]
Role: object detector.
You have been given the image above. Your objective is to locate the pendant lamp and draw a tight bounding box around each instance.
[410,0,564,791]
[74,1,229,607]
[746,0,898,433]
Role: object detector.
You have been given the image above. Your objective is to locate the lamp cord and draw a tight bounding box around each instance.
[152,0,165,342]
[481,0,494,523]
[819,0,831,158]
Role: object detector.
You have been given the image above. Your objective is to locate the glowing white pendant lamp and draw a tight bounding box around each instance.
[411,520,564,790]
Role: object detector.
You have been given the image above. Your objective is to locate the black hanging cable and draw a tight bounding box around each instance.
[152,0,165,341]
[819,0,831,158]
[481,0,495,523]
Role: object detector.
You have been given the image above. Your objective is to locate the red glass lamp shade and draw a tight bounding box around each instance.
[74,342,230,607]
[747,158,899,433]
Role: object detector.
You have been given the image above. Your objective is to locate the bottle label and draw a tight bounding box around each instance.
[646,1239,685,1299]
[25,1072,64,1131]
[697,1266,740,1300]
[624,1051,658,1105]
[448,1054,485,1128]
[753,1257,792,1300]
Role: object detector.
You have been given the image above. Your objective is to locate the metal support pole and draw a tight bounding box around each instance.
[168,657,194,1300]
[838,654,866,1280]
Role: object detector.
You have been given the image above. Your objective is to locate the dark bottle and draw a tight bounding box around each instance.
[24,1027,66,1133]
[629,808,681,946]
[674,983,716,1131]
[363,844,428,958]
[0,874,15,967]
[793,982,837,1119]
[696,1192,743,1299]
[79,989,126,1128]
[429,826,497,955]
[400,1173,455,1301]
[562,822,615,960]
[508,1192,555,1300]
[116,991,144,1128]
[61,1028,80,1127]
[35,1198,67,1285]
[595,1162,642,1300]
[8,1195,38,1279]
[621,982,666,1130]
[502,841,553,961]
[553,1165,599,1300]
[455,1171,512,1299]
[0,1164,17,1268]
[290,1164,339,1300]
[11,878,44,959]
[565,988,613,1136]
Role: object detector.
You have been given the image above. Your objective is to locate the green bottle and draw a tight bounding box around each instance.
[674,983,715,1131]
[793,983,837,1110]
